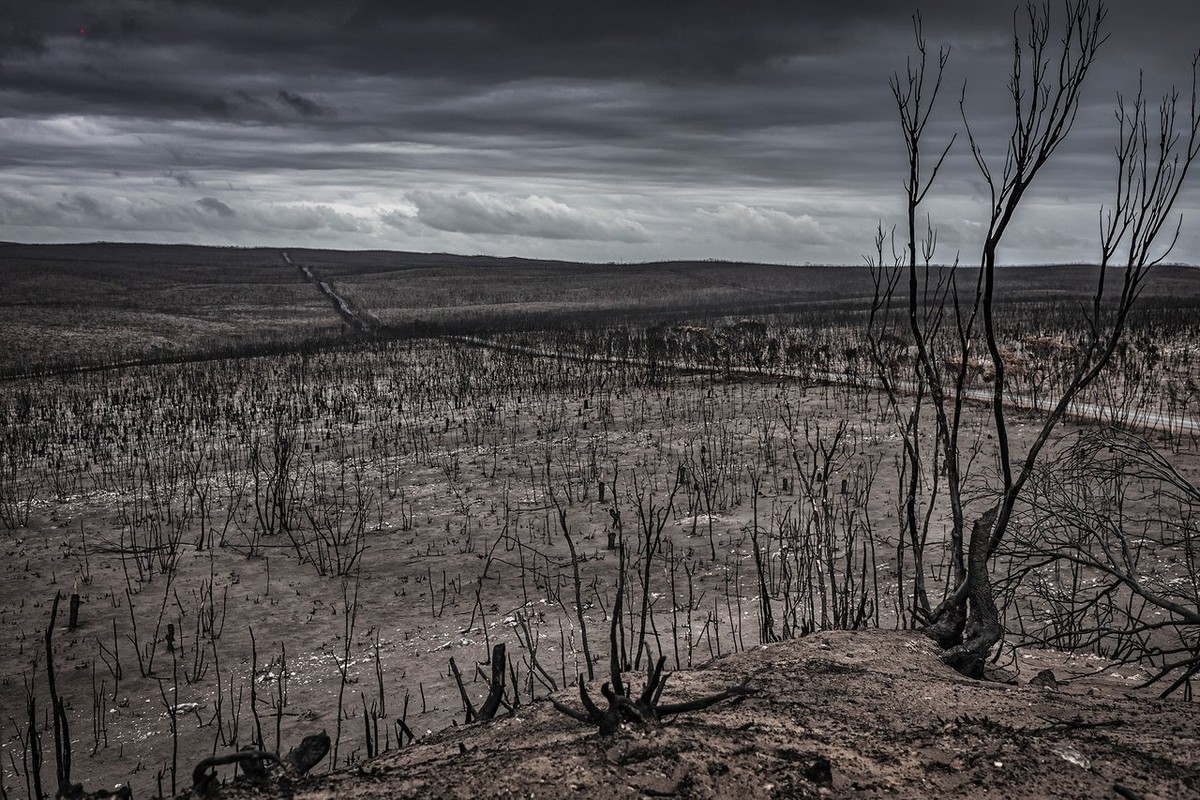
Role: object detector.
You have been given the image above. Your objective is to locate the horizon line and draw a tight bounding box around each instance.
[1,239,1195,271]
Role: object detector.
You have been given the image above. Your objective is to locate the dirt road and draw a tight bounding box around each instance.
[283,250,377,334]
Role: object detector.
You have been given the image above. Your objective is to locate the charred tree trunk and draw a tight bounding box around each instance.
[939,507,1001,676]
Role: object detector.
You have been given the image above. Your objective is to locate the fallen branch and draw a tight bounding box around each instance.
[192,750,284,795]
[191,731,329,796]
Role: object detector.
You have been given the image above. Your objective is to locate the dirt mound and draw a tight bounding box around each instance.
[194,631,1198,799]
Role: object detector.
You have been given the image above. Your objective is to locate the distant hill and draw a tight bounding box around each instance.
[2,242,1198,376]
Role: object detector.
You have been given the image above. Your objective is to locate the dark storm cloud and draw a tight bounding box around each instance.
[56,192,106,219]
[5,3,1197,106]
[196,196,235,217]
[0,21,46,57]
[1,1,1199,262]
[0,1,1007,126]
[275,90,331,117]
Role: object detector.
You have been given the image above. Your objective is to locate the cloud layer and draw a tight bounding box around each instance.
[2,1,1199,264]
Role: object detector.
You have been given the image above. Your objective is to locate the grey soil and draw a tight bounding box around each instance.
[197,630,1199,799]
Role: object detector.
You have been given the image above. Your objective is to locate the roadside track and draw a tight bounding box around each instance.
[283,250,377,335]
[446,335,1200,436]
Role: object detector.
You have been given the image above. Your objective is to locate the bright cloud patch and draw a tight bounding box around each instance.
[408,190,651,243]
[0,189,373,238]
[696,203,831,246]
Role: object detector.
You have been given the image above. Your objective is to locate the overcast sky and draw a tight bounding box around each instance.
[2,1,1199,264]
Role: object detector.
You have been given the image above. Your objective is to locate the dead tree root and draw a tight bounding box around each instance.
[552,655,755,735]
